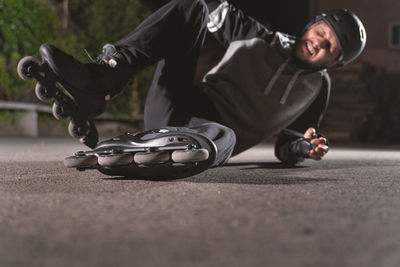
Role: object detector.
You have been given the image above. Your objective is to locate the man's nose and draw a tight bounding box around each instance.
[319,38,329,49]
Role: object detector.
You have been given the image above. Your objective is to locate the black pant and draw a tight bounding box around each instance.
[115,0,235,166]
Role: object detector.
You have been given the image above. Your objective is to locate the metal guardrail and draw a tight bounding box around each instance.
[0,101,143,137]
[0,101,52,113]
[0,101,49,136]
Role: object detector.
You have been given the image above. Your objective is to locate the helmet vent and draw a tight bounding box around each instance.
[333,14,340,21]
[360,28,365,41]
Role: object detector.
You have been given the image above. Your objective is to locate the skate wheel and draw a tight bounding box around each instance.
[17,56,40,81]
[171,148,209,163]
[35,83,52,102]
[134,151,170,165]
[68,121,90,139]
[98,153,133,167]
[64,155,98,168]
[52,102,69,120]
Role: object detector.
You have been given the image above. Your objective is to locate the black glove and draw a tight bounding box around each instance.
[291,138,317,158]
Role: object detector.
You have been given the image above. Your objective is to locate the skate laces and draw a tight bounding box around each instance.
[84,49,96,63]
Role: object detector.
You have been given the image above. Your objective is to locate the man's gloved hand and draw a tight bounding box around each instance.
[290,127,329,161]
[303,127,328,160]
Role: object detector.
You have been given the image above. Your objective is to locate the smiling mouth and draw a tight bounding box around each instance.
[305,41,316,56]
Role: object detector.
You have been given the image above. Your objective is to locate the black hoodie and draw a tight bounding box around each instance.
[202,1,330,163]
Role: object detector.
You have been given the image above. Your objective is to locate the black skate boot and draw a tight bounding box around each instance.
[64,127,218,179]
[16,43,133,148]
[86,43,134,96]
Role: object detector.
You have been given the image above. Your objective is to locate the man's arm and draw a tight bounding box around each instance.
[206,0,275,47]
[275,72,331,164]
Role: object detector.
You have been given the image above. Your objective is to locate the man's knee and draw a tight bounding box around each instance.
[200,122,236,153]
[219,124,236,150]
[212,123,236,166]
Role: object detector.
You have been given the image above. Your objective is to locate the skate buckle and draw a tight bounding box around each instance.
[188,144,198,150]
[108,59,117,68]
[148,147,157,152]
[75,151,86,156]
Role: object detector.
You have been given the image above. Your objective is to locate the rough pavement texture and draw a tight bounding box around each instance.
[0,137,399,267]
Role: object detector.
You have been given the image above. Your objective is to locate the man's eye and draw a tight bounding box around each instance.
[317,30,327,38]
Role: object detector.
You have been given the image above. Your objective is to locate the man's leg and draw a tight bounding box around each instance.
[115,0,209,70]
[116,0,236,166]
[110,0,212,128]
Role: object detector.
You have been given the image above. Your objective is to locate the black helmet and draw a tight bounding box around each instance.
[315,9,367,67]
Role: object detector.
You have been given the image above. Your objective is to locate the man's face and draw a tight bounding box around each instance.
[295,22,341,69]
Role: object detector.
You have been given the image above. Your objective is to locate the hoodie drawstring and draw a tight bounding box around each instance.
[263,59,303,104]
[280,69,303,104]
[264,59,289,96]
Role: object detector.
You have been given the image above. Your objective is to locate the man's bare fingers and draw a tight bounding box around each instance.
[309,146,328,160]
[310,152,322,160]
[304,127,316,139]
[310,150,323,158]
[315,145,328,153]
[318,146,328,155]
[311,137,327,145]
[303,128,328,161]
[321,145,329,153]
[310,154,322,160]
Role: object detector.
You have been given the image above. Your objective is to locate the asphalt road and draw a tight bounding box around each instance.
[0,137,400,267]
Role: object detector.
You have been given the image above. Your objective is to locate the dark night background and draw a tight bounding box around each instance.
[3,0,400,144]
[143,0,310,35]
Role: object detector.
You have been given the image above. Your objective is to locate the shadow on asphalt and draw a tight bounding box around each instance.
[184,176,340,185]
[101,162,308,182]
[103,175,339,185]
[226,162,308,170]
[102,161,339,185]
